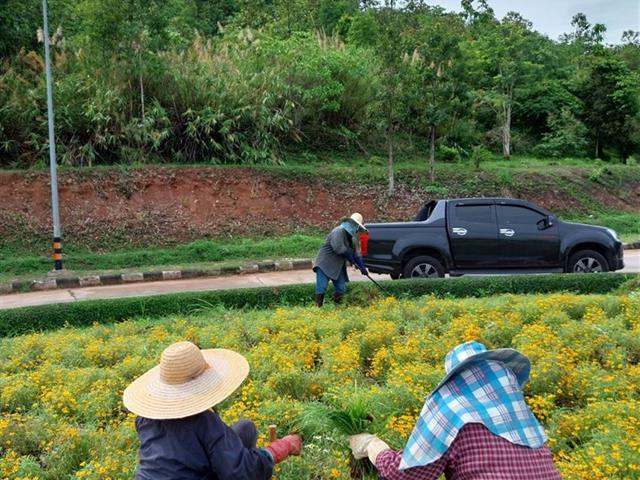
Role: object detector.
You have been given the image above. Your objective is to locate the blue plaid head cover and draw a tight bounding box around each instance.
[399,341,547,470]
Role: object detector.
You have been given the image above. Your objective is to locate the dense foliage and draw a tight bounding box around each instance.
[1,293,639,478]
[0,0,639,171]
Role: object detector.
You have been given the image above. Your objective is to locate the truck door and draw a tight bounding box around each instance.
[448,201,500,269]
[495,204,561,268]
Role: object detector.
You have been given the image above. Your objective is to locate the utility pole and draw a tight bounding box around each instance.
[42,0,63,270]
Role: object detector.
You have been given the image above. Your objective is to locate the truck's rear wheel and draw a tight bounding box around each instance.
[568,250,609,273]
[402,255,445,279]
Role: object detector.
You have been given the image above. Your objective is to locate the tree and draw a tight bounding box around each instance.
[347,11,379,47]
[617,30,640,71]
[75,0,195,119]
[560,13,606,56]
[372,2,407,194]
[465,11,544,158]
[318,0,358,34]
[581,56,639,159]
[403,10,467,181]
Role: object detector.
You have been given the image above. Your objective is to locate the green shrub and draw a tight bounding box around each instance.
[438,145,461,163]
[0,273,634,337]
[470,145,492,169]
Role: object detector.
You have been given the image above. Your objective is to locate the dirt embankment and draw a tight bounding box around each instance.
[1,166,638,252]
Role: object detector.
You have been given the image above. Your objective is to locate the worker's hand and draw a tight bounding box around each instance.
[354,256,369,276]
[266,434,302,463]
[349,433,390,464]
[349,433,376,459]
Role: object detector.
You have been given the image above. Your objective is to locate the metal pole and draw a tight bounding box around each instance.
[42,0,63,270]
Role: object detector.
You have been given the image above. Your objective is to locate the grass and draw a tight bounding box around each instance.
[6,152,634,185]
[560,212,640,243]
[0,234,323,283]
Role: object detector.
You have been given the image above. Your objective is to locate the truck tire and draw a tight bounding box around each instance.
[567,250,609,273]
[402,255,445,279]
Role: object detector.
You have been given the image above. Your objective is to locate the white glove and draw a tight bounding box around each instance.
[349,433,391,464]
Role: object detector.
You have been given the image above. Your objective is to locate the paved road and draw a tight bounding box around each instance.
[1,250,638,311]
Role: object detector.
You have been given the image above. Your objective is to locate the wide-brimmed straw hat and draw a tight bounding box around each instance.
[430,341,531,395]
[341,212,367,232]
[123,341,249,420]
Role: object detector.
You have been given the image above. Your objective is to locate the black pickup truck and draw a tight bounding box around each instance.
[361,198,625,278]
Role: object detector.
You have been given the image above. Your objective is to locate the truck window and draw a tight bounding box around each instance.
[498,205,545,225]
[454,205,493,224]
[414,201,436,221]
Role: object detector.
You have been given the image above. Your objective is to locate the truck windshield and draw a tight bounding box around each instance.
[414,201,437,221]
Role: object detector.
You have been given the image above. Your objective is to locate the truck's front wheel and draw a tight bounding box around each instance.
[567,250,609,273]
[402,255,445,279]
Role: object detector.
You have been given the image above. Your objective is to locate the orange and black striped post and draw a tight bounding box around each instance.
[53,237,63,270]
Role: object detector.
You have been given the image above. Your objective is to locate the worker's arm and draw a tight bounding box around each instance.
[203,415,274,480]
[349,434,448,480]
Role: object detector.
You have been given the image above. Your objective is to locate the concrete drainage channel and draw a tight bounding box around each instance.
[0,259,314,295]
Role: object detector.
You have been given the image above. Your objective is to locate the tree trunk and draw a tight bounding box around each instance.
[139,71,145,121]
[595,134,600,159]
[387,126,395,194]
[429,125,436,183]
[502,85,513,159]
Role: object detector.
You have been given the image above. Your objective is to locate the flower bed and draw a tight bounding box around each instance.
[1,293,639,479]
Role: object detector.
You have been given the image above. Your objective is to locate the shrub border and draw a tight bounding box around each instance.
[0,273,636,337]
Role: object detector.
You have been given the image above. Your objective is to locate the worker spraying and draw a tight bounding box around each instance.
[313,212,369,307]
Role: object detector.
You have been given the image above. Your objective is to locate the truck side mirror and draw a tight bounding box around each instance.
[537,216,553,230]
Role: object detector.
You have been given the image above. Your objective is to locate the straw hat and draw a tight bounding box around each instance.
[123,341,249,420]
[342,212,367,232]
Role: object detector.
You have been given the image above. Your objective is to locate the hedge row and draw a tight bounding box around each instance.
[0,273,636,337]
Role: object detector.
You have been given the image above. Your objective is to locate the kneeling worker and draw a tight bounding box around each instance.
[349,341,562,479]
[313,212,369,306]
[123,341,302,479]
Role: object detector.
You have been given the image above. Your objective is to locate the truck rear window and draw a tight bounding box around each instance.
[455,205,493,223]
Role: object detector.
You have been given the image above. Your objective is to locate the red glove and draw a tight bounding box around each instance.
[265,435,302,463]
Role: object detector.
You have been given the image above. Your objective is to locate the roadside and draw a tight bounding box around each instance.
[0,257,314,295]
[2,241,639,295]
[1,250,638,310]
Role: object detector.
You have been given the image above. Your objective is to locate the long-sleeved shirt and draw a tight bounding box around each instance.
[134,410,273,480]
[313,226,359,280]
[375,423,561,480]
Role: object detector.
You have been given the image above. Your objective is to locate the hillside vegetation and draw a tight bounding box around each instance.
[1,1,639,180]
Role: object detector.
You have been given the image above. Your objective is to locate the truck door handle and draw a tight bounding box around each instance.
[452,227,467,236]
[500,228,515,237]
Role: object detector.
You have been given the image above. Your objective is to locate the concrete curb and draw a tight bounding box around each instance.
[1,259,314,295]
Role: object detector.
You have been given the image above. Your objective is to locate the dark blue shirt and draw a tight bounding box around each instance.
[134,410,273,480]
